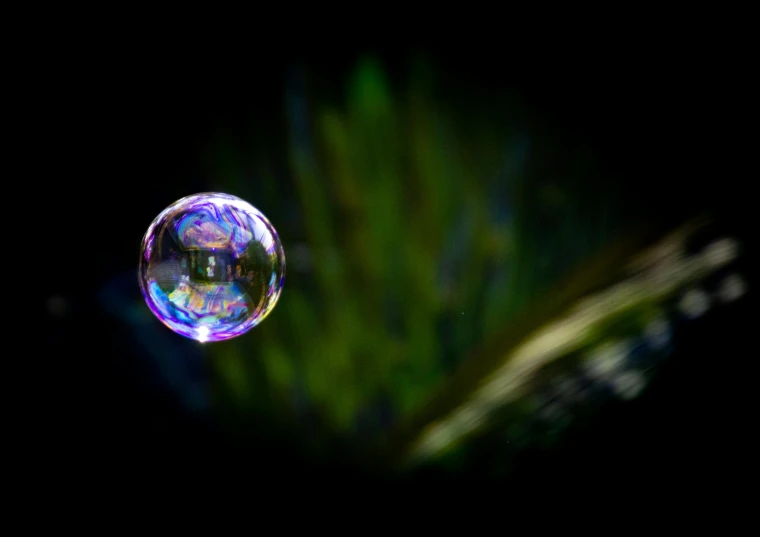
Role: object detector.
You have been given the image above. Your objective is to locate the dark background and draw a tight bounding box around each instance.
[39,32,753,493]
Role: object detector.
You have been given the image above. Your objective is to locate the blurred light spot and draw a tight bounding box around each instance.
[717,273,747,303]
[679,288,710,319]
[644,317,671,351]
[47,295,70,318]
[612,370,646,400]
[586,340,629,380]
[413,422,457,459]
[702,238,739,269]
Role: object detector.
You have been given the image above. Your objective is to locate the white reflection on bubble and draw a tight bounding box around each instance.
[197,326,210,343]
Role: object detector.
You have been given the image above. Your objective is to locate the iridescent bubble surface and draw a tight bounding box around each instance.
[139,193,285,342]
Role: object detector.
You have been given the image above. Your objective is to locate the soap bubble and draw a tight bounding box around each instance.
[139,192,285,342]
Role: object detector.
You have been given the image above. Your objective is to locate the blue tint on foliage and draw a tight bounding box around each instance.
[98,271,210,413]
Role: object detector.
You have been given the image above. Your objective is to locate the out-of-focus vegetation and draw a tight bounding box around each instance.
[200,56,666,464]
[93,53,749,481]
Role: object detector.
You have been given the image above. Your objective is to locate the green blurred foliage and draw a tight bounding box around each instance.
[201,55,638,462]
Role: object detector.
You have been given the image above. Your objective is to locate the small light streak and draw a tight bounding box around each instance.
[612,370,646,400]
[702,238,739,269]
[585,341,629,380]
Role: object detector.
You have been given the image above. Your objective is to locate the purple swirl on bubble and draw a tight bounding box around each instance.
[138,192,286,342]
